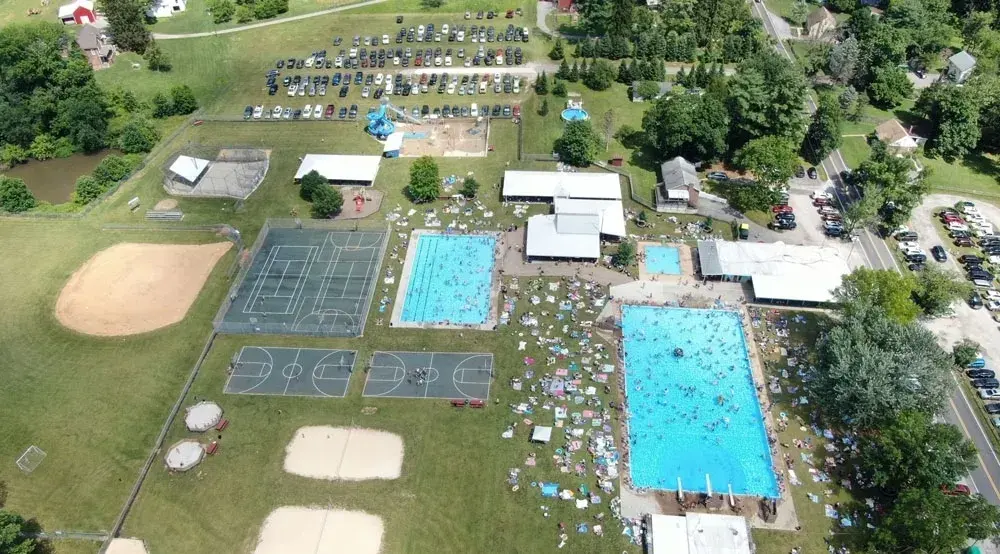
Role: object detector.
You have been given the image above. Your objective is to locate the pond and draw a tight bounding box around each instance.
[4,150,115,204]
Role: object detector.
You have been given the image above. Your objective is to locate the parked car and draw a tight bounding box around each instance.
[956,237,975,247]
[931,245,947,262]
[972,378,1000,389]
[988,404,1000,415]
[941,483,972,496]
[967,369,996,379]
[772,205,793,213]
[807,166,818,179]
[243,105,253,119]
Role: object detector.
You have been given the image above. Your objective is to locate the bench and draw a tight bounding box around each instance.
[206,441,219,455]
[469,399,485,408]
[450,399,467,407]
[215,419,229,431]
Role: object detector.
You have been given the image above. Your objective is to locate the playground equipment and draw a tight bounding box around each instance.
[367,100,422,139]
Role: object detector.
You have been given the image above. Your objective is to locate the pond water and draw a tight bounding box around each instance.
[4,150,114,204]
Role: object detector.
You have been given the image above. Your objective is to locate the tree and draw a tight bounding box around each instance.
[613,240,636,267]
[967,75,1000,153]
[858,411,977,495]
[867,66,912,108]
[254,0,288,18]
[568,60,580,82]
[29,134,56,160]
[715,179,779,213]
[549,38,565,61]
[840,188,883,234]
[828,36,859,84]
[421,0,444,7]
[92,154,141,185]
[235,3,253,22]
[617,61,633,84]
[870,488,1000,553]
[299,169,326,201]
[0,510,36,554]
[641,94,730,162]
[535,71,549,95]
[834,267,920,324]
[0,144,28,168]
[460,176,479,198]
[556,59,571,80]
[554,120,600,166]
[117,117,159,153]
[100,0,150,52]
[734,136,797,188]
[636,81,661,101]
[916,84,981,161]
[407,156,440,202]
[538,98,549,116]
[583,59,615,91]
[727,51,809,148]
[552,80,568,97]
[310,185,344,218]
[0,176,36,213]
[802,93,843,164]
[207,0,235,23]
[839,86,859,111]
[144,39,172,72]
[151,93,174,118]
[815,305,952,429]
[73,175,106,204]
[954,339,981,368]
[170,85,198,115]
[602,108,616,149]
[913,265,972,317]
[852,140,928,226]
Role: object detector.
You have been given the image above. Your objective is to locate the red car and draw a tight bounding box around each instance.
[822,213,843,222]
[813,197,830,206]
[771,205,793,213]
[942,216,965,224]
[512,104,521,117]
[941,483,972,496]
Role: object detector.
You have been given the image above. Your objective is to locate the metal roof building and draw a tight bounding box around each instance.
[697,240,851,304]
[294,154,382,185]
[647,513,753,554]
[502,170,622,201]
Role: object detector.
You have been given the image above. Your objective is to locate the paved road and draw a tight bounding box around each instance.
[753,0,1000,513]
[151,0,387,39]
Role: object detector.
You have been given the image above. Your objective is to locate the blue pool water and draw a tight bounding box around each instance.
[622,305,778,498]
[645,245,681,274]
[561,108,590,122]
[401,233,496,324]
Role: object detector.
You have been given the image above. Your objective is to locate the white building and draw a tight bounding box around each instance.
[697,240,851,305]
[502,170,622,202]
[294,154,381,186]
[646,513,753,554]
[147,0,186,18]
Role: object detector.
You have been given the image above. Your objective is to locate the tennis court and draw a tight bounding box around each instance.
[363,351,493,400]
[217,227,386,336]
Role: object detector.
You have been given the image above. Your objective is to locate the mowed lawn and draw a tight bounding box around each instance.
[0,221,236,531]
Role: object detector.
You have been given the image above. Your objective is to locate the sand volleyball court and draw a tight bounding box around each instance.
[284,426,403,481]
[105,538,149,554]
[253,507,383,554]
[55,242,231,336]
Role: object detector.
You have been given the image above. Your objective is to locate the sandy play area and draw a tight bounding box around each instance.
[105,538,149,554]
[284,426,403,481]
[254,507,383,554]
[55,242,232,336]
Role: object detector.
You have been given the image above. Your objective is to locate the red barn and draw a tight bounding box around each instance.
[58,0,96,25]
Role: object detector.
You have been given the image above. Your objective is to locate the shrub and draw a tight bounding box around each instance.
[0,176,37,213]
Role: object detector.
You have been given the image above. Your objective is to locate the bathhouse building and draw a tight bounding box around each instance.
[697,240,851,305]
[645,513,753,554]
[294,155,382,187]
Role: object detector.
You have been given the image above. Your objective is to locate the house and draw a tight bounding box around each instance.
[805,6,837,38]
[58,0,96,24]
[946,50,977,84]
[874,119,923,155]
[556,0,574,12]
[654,156,701,212]
[147,0,186,18]
[75,24,116,70]
[631,81,672,102]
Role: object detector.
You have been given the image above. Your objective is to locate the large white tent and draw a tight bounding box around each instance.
[294,155,382,185]
[502,170,622,201]
[164,440,205,472]
[168,156,210,185]
[184,401,223,432]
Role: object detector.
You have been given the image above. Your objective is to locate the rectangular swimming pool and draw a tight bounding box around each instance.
[644,245,681,274]
[400,233,496,325]
[621,305,778,498]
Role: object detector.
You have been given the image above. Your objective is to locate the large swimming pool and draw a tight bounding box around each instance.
[622,305,778,498]
[400,233,495,325]
[644,245,681,274]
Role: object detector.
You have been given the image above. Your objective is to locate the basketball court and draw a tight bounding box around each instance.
[225,346,357,397]
[217,227,386,336]
[363,351,493,399]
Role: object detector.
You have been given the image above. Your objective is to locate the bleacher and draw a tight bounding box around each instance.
[145,210,184,221]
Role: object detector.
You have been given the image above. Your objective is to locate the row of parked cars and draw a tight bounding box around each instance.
[963,357,1000,423]
[243,102,520,121]
[268,69,524,99]
[939,203,1000,295]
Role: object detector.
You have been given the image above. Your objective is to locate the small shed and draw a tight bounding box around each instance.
[59,0,96,24]
[383,132,404,158]
[531,426,553,443]
[947,50,977,84]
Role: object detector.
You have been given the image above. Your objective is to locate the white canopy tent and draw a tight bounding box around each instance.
[531,426,553,443]
[294,154,381,185]
[164,440,205,472]
[184,401,223,432]
[168,156,210,185]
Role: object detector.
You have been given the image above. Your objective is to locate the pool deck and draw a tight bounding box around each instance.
[389,229,501,331]
[608,279,800,531]
[637,242,695,282]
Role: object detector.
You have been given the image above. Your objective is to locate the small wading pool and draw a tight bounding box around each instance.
[400,233,496,325]
[561,108,590,122]
[644,245,681,274]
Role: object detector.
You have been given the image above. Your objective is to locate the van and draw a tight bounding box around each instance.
[738,223,750,240]
[470,103,478,117]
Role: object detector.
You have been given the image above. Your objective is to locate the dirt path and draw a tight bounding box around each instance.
[151,0,387,39]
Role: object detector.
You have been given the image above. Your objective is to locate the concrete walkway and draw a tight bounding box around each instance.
[151,0,386,39]
[498,228,633,284]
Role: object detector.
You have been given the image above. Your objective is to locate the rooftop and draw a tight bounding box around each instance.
[502,170,622,200]
[294,154,382,183]
[526,214,601,260]
[648,513,752,554]
[949,50,977,71]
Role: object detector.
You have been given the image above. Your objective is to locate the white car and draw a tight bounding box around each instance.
[298,85,306,96]
[457,30,465,41]
[479,81,487,93]
[444,56,452,66]
[897,241,920,251]
[494,82,502,93]
[435,56,443,66]
[811,190,833,200]
[447,83,456,94]
[442,23,449,33]
[948,222,970,232]
[464,58,472,67]
[375,73,384,85]
[494,72,501,82]
[385,81,394,95]
[272,105,282,117]
[304,56,314,68]
[382,34,390,44]
[302,104,312,118]
[393,56,401,65]
[253,105,263,119]
[513,82,520,93]
[418,24,425,34]
[980,388,1000,400]
[335,56,344,68]
[287,84,297,96]
[362,86,371,98]
[313,104,323,118]
[818,206,838,215]
[496,54,503,65]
